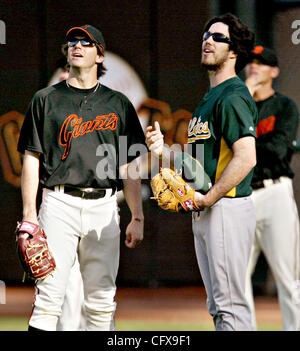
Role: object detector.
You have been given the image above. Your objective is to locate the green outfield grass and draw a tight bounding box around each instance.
[0,316,281,331]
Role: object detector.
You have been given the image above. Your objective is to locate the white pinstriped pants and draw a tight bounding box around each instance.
[29,188,120,331]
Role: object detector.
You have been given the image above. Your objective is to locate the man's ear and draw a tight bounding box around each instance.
[271,66,280,79]
[96,54,104,64]
[229,50,237,60]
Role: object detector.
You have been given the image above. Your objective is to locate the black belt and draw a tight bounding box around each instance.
[45,185,116,199]
[251,178,280,190]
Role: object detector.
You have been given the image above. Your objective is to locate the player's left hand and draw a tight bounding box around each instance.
[125,218,144,248]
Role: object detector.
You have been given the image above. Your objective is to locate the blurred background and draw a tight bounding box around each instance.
[0,0,300,300]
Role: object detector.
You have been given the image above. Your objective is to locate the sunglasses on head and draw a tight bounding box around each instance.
[203,31,232,45]
[67,39,96,47]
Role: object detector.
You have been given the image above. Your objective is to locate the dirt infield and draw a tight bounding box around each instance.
[0,286,282,327]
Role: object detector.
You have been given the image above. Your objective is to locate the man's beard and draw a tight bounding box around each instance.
[202,63,220,71]
[201,53,228,72]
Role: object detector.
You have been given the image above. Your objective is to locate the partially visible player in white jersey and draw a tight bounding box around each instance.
[245,45,300,331]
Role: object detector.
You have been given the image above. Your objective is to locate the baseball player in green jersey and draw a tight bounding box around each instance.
[18,24,147,331]
[146,13,257,330]
[245,46,300,330]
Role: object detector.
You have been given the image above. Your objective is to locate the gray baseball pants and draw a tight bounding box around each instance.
[193,196,256,331]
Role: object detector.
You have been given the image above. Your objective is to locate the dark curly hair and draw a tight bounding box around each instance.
[203,13,255,73]
[61,43,107,79]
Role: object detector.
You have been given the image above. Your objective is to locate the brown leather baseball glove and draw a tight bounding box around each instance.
[150,168,200,212]
[15,221,56,280]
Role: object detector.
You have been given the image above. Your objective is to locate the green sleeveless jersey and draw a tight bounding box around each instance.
[188,77,258,197]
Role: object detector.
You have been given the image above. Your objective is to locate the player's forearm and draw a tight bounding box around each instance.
[123,178,144,221]
[205,155,255,205]
[120,162,144,221]
[201,137,256,206]
[21,151,40,223]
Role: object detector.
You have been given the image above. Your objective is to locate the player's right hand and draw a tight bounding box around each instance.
[145,121,164,157]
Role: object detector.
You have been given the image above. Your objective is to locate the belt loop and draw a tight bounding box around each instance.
[105,189,112,198]
[263,179,273,188]
[60,185,64,193]
[54,185,59,192]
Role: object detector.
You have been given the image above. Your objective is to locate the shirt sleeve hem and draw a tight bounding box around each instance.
[227,133,256,147]
[17,146,43,155]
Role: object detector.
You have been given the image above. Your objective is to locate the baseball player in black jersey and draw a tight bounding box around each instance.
[245,46,300,330]
[18,24,147,331]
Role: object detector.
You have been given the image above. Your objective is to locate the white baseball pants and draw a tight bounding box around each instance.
[193,196,256,331]
[57,256,86,331]
[29,188,120,331]
[245,177,300,331]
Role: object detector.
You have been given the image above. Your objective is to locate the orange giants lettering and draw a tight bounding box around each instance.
[59,113,118,160]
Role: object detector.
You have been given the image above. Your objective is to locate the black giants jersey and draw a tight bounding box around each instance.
[252,92,299,182]
[18,81,147,190]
